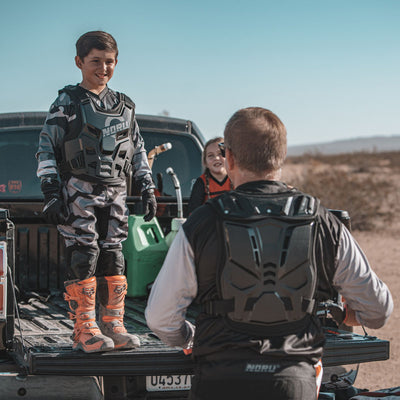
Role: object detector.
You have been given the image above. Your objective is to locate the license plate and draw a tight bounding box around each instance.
[146,375,192,391]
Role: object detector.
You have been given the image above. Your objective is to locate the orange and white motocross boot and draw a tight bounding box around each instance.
[97,275,140,349]
[64,277,114,353]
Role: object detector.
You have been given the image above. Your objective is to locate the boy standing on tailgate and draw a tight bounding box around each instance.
[36,31,156,353]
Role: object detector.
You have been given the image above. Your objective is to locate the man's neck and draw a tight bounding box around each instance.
[231,169,281,188]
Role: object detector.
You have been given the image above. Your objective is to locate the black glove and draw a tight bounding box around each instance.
[41,178,66,225]
[324,301,346,327]
[142,189,157,222]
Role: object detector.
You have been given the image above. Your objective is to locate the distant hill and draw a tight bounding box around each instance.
[287,135,400,156]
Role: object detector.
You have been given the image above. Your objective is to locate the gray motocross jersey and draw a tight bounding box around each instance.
[36,85,154,191]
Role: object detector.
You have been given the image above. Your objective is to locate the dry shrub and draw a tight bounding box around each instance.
[285,151,400,231]
[290,151,400,172]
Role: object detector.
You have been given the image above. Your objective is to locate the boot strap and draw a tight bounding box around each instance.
[77,309,96,321]
[68,309,97,321]
[102,307,124,317]
[110,321,126,333]
[68,309,96,322]
[75,321,102,336]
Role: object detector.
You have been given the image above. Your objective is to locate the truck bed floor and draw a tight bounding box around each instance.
[13,292,194,376]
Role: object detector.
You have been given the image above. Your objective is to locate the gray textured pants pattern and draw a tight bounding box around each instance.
[58,177,129,280]
[58,177,128,248]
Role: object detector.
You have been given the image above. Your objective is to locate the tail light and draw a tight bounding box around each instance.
[0,241,7,320]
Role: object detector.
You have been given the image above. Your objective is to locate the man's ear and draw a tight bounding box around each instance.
[75,56,83,69]
[225,148,235,172]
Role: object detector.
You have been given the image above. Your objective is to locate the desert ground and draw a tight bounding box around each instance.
[282,151,400,392]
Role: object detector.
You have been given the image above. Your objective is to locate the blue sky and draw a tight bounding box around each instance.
[1,0,399,145]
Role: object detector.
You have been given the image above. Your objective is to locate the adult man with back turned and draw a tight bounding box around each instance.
[146,107,393,400]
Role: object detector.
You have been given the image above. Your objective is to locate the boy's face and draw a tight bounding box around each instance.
[75,48,118,93]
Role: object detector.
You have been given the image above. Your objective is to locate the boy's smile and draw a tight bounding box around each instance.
[75,48,118,94]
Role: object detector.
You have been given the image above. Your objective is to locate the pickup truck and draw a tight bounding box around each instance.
[0,112,390,400]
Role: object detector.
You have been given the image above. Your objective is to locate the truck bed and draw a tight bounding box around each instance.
[13,293,195,376]
[12,292,390,377]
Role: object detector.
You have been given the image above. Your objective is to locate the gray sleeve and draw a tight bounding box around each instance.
[36,92,75,180]
[131,120,155,192]
[145,228,197,348]
[332,226,393,329]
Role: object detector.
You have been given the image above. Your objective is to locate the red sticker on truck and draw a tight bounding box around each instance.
[8,180,22,193]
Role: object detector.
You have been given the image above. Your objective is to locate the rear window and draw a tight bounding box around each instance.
[141,131,203,198]
[0,128,203,199]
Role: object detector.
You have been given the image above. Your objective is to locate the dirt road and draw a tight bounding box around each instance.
[344,230,399,391]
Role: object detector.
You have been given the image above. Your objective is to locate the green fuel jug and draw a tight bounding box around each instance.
[122,215,169,298]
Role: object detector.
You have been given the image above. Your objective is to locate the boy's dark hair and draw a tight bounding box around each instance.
[224,107,287,174]
[76,31,119,60]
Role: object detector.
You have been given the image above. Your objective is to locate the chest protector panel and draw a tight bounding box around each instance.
[208,191,319,336]
[60,86,135,183]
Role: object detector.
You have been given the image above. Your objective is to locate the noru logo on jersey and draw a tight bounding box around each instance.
[102,121,130,137]
[244,363,279,373]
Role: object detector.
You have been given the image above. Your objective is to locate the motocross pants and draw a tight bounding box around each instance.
[58,176,128,280]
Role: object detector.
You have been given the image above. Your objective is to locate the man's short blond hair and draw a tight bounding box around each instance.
[224,107,287,174]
